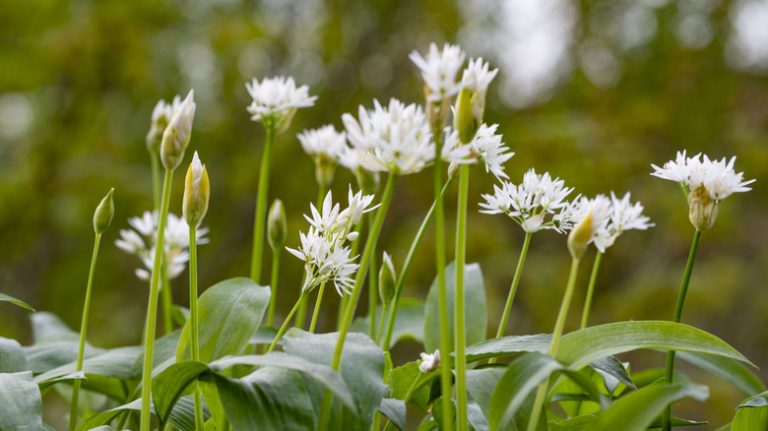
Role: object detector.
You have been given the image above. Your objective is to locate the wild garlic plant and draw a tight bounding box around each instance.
[3,41,765,431]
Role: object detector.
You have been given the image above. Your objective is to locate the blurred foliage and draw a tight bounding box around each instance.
[1,0,767,427]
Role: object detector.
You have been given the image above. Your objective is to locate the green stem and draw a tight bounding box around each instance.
[579,252,603,329]
[318,174,397,430]
[188,226,205,430]
[150,151,161,211]
[297,184,327,330]
[69,232,102,431]
[161,262,173,334]
[309,282,326,333]
[381,177,452,349]
[375,302,388,345]
[267,249,280,327]
[140,167,174,431]
[267,292,306,353]
[250,123,275,284]
[662,229,702,431]
[528,257,582,431]
[454,165,470,431]
[494,232,533,338]
[337,217,364,330]
[368,211,378,339]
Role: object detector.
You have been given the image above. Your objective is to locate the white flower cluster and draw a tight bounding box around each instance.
[480,169,574,233]
[245,76,317,125]
[342,99,433,175]
[297,125,347,163]
[461,57,498,96]
[558,195,614,247]
[651,151,754,200]
[115,211,209,281]
[286,187,378,296]
[443,124,514,179]
[418,349,441,373]
[593,193,654,252]
[409,44,466,102]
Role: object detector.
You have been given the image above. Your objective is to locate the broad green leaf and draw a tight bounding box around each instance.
[0,372,44,430]
[465,334,550,363]
[556,321,752,369]
[589,381,709,431]
[0,337,28,373]
[0,293,34,311]
[677,351,765,396]
[590,356,634,390]
[549,415,596,430]
[380,398,406,430]
[424,261,487,353]
[177,277,270,363]
[389,361,438,409]
[31,312,79,343]
[249,326,278,346]
[352,298,425,348]
[153,361,211,424]
[35,346,142,384]
[283,329,387,431]
[25,312,103,373]
[77,396,205,431]
[732,391,768,431]
[466,367,505,419]
[131,330,181,377]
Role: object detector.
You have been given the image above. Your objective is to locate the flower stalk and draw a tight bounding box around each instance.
[250,121,275,284]
[579,251,603,329]
[266,200,287,327]
[454,164,470,431]
[267,292,308,353]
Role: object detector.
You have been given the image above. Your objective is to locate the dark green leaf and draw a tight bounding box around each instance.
[379,398,406,430]
[389,361,438,409]
[732,391,768,431]
[0,372,44,430]
[677,351,765,396]
[352,298,425,349]
[0,293,34,311]
[590,356,635,390]
[424,262,487,353]
[177,277,270,363]
[466,367,505,419]
[465,334,550,363]
[153,360,210,424]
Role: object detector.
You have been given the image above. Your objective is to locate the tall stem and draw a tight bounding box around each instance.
[454,165,470,431]
[579,252,603,329]
[69,233,102,431]
[268,292,307,353]
[494,231,533,338]
[368,211,379,338]
[337,216,365,329]
[309,282,326,333]
[662,229,702,431]
[528,257,581,431]
[150,151,161,212]
[140,168,174,431]
[380,178,452,349]
[267,250,280,327]
[160,263,173,334]
[188,226,205,429]
[249,123,275,284]
[375,302,388,345]
[318,174,396,430]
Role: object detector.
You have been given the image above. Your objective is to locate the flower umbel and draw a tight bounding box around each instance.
[563,195,612,258]
[409,44,466,102]
[419,350,441,373]
[593,192,653,252]
[246,76,317,132]
[443,124,513,179]
[298,125,346,188]
[480,169,574,233]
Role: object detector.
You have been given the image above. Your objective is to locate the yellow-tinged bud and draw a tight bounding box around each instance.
[568,209,593,259]
[688,185,718,231]
[161,90,196,170]
[276,108,297,134]
[454,87,478,144]
[315,154,336,189]
[183,152,210,227]
[267,199,287,250]
[93,188,115,234]
[378,252,396,304]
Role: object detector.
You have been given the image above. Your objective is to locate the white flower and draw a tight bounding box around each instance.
[151,96,182,127]
[338,186,378,226]
[593,192,654,252]
[297,125,347,162]
[304,191,342,235]
[559,195,613,239]
[651,151,754,200]
[342,99,433,175]
[409,44,466,102]
[245,76,317,125]
[418,350,441,373]
[479,169,574,233]
[116,211,208,281]
[443,124,513,179]
[461,57,498,95]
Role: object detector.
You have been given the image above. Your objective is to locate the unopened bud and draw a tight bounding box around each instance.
[183,152,210,227]
[688,185,718,231]
[454,88,479,144]
[146,100,173,153]
[161,90,196,170]
[378,252,396,304]
[315,155,336,189]
[93,188,115,234]
[568,210,593,259]
[276,108,297,134]
[268,199,287,250]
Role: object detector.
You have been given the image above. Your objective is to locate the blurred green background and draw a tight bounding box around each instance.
[2,0,767,427]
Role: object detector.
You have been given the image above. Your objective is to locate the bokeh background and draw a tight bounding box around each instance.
[2,0,767,428]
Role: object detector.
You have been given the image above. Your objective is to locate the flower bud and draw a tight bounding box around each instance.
[568,209,593,259]
[688,185,718,231]
[315,154,336,190]
[378,252,396,304]
[183,152,210,227]
[454,87,479,144]
[161,90,196,170]
[146,100,172,153]
[93,188,115,234]
[267,199,287,250]
[276,108,297,134]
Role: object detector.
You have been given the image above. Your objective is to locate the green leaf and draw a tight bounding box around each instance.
[177,277,270,363]
[131,330,181,377]
[466,367,505,420]
[590,356,635,390]
[153,361,211,424]
[0,372,44,430]
[283,329,387,431]
[24,312,103,373]
[77,396,205,431]
[677,351,765,396]
[379,398,406,430]
[424,261,487,353]
[352,298,425,349]
[0,293,34,311]
[732,391,768,431]
[35,346,142,384]
[0,337,29,373]
[389,361,439,409]
[556,321,753,369]
[589,381,709,431]
[465,334,550,363]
